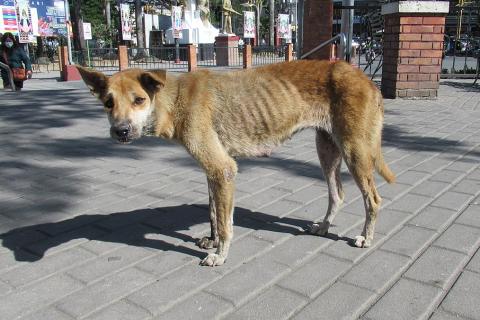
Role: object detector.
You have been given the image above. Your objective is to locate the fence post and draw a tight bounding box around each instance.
[285,43,293,62]
[118,45,128,71]
[59,46,68,71]
[243,44,252,69]
[187,44,197,72]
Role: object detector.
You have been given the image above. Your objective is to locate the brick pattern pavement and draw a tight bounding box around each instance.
[0,78,479,319]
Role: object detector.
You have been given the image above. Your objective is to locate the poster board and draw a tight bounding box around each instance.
[243,11,255,39]
[120,3,131,40]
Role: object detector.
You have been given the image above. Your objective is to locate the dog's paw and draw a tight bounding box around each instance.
[310,222,329,236]
[200,253,226,267]
[354,235,371,248]
[197,237,218,249]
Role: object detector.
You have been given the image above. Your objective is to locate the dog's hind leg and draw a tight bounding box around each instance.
[310,129,345,236]
[342,144,382,248]
[197,180,219,249]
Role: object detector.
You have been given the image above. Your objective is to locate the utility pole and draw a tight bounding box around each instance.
[65,0,73,64]
[269,0,274,46]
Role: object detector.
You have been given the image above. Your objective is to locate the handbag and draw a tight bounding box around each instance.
[12,67,27,81]
[2,51,28,81]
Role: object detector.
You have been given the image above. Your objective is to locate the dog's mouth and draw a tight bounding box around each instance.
[116,136,133,144]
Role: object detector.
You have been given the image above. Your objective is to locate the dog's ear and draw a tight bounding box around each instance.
[140,70,166,97]
[76,66,108,98]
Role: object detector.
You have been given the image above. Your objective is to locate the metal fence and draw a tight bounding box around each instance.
[127,47,188,71]
[252,45,293,66]
[72,48,119,72]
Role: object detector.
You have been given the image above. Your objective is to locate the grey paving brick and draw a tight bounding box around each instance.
[260,233,333,268]
[387,193,433,214]
[20,307,75,320]
[446,158,479,173]
[434,223,480,255]
[25,225,106,257]
[430,191,474,212]
[440,271,480,320]
[283,185,327,205]
[342,198,365,216]
[395,170,430,186]
[260,199,303,218]
[429,310,470,320]
[204,257,290,307]
[364,278,443,320]
[408,206,457,232]
[0,279,12,296]
[0,274,83,320]
[128,264,221,315]
[154,291,233,320]
[288,197,330,220]
[0,247,95,288]
[66,245,155,284]
[292,281,376,320]
[84,300,151,320]
[410,180,450,198]
[430,169,465,184]
[466,248,480,274]
[323,228,385,263]
[456,204,480,228]
[374,208,411,236]
[56,268,155,319]
[377,182,412,201]
[278,253,351,298]
[413,157,451,173]
[134,250,196,278]
[272,177,315,193]
[452,179,480,196]
[236,188,289,210]
[404,246,467,289]
[381,225,437,259]
[342,250,411,294]
[227,285,307,320]
[235,176,284,195]
[0,229,48,253]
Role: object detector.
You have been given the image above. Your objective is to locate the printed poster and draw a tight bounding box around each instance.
[120,3,131,40]
[0,5,18,35]
[16,0,33,42]
[171,5,182,38]
[278,14,289,39]
[243,11,254,39]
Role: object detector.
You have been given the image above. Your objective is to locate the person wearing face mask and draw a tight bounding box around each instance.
[0,32,32,90]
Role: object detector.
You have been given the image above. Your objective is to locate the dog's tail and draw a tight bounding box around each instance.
[375,151,396,184]
[374,94,396,184]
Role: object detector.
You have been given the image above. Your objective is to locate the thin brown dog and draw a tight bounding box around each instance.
[77,60,395,266]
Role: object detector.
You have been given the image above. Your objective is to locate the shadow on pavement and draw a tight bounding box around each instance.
[441,81,480,92]
[0,204,353,262]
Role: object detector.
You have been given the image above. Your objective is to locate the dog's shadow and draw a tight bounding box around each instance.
[1,205,353,263]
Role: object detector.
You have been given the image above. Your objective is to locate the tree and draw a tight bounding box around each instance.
[135,0,146,49]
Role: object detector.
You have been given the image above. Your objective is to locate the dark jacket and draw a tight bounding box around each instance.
[0,46,32,71]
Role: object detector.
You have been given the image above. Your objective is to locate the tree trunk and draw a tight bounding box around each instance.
[72,0,85,50]
[135,0,145,49]
[255,4,262,44]
[269,0,274,46]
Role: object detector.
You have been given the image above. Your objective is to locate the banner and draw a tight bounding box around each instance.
[171,5,182,38]
[120,3,131,40]
[243,11,254,39]
[278,13,289,39]
[16,0,33,43]
[0,4,18,35]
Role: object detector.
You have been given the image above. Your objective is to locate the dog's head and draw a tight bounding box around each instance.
[77,66,166,144]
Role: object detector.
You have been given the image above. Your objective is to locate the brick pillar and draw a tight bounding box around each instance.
[59,46,81,81]
[285,43,293,62]
[243,44,252,69]
[118,45,128,71]
[59,46,68,70]
[381,1,449,99]
[301,0,333,60]
[187,44,197,72]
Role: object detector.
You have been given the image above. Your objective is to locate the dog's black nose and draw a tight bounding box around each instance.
[115,126,130,138]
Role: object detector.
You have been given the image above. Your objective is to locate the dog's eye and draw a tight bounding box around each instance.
[134,97,146,105]
[104,98,114,109]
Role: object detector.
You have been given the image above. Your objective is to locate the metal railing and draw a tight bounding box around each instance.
[72,48,119,72]
[0,61,16,92]
[252,45,291,66]
[128,47,188,71]
[301,33,347,60]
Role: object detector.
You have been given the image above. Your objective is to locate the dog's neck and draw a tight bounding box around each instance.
[151,74,179,140]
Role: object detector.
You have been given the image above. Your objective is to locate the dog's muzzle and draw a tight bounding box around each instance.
[110,122,133,144]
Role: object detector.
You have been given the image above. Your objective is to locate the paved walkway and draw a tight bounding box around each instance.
[0,74,479,320]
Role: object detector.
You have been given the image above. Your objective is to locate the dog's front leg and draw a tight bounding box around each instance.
[200,167,236,267]
[197,180,219,249]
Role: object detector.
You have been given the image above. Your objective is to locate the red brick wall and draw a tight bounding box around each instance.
[382,15,445,98]
[302,0,333,60]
